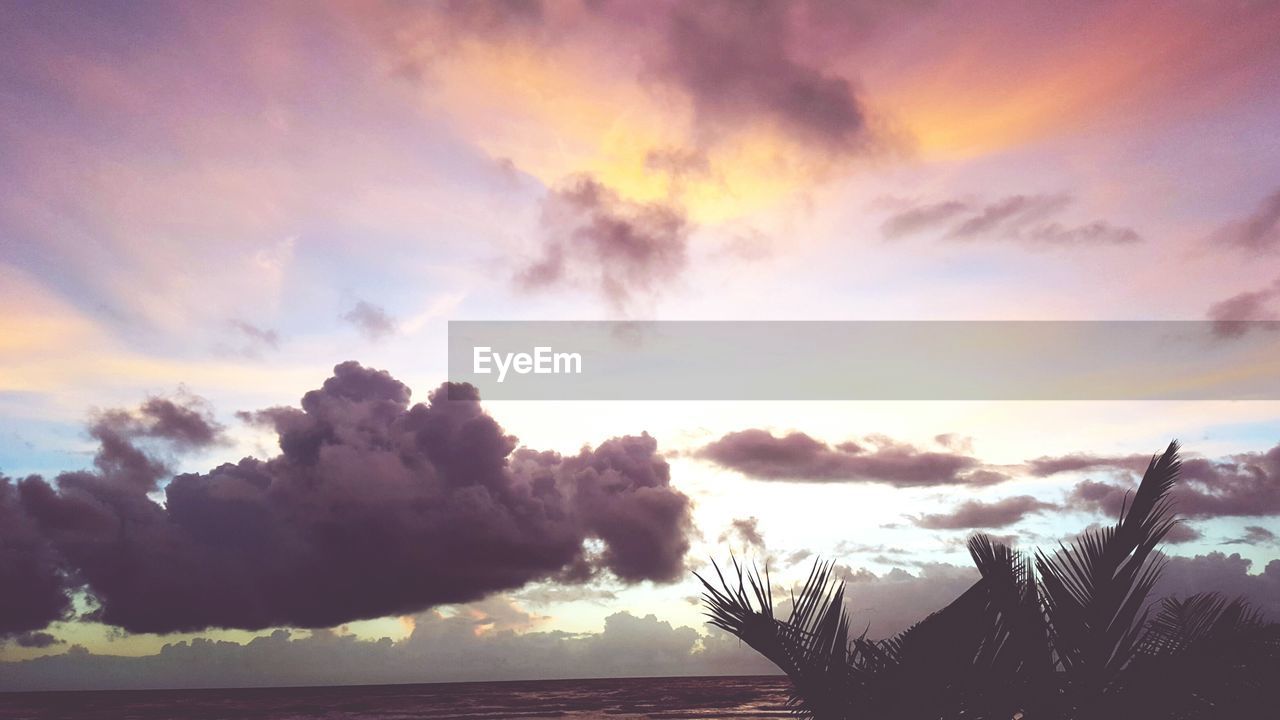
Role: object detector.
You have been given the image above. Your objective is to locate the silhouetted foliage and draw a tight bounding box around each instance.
[700,441,1280,719]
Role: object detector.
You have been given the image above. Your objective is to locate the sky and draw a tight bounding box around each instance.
[1,0,1280,690]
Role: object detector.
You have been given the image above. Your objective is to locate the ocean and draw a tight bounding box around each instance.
[0,675,792,720]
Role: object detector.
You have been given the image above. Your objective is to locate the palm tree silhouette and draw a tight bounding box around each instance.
[699,442,1279,719]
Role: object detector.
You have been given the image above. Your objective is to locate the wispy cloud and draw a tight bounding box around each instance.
[1209,189,1280,253]
[881,194,1141,247]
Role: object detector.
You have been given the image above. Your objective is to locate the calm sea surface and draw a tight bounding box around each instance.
[0,676,792,720]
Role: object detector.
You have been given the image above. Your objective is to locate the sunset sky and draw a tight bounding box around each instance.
[2,0,1279,689]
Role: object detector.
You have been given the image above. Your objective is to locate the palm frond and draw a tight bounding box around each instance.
[696,557,856,718]
[1035,440,1181,692]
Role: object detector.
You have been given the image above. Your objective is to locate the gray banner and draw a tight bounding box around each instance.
[447,321,1280,400]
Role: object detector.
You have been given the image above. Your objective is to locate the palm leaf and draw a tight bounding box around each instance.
[1035,439,1181,698]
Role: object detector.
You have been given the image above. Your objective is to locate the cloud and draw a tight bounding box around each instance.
[697,429,1001,487]
[718,517,766,550]
[1223,525,1278,546]
[839,551,1280,640]
[832,563,980,638]
[1027,453,1150,477]
[0,607,775,691]
[341,301,397,341]
[518,174,688,309]
[912,496,1058,530]
[4,551,1274,690]
[880,201,969,239]
[1209,189,1280,253]
[1155,552,1280,620]
[6,362,693,634]
[654,1,869,151]
[881,194,1141,247]
[1205,279,1280,338]
[11,631,63,649]
[1051,442,1280,519]
[1163,522,1204,544]
[228,320,280,354]
[0,479,69,637]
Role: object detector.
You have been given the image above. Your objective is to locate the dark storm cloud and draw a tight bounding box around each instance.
[341,301,397,341]
[882,194,1141,247]
[12,631,63,649]
[718,517,766,549]
[912,496,1058,530]
[0,478,70,637]
[518,174,688,309]
[654,1,868,150]
[1209,189,1280,253]
[697,429,1000,487]
[1054,441,1280,519]
[5,363,693,634]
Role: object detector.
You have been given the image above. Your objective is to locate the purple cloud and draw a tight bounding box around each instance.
[655,1,867,150]
[7,363,693,634]
[519,174,688,309]
[1209,189,1280,253]
[882,194,1141,247]
[913,496,1058,530]
[718,517,766,550]
[697,429,1001,487]
[341,301,397,341]
[1051,442,1280,519]
[1205,280,1280,338]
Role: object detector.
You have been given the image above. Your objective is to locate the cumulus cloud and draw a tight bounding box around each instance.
[0,606,775,691]
[1050,442,1280,519]
[912,496,1058,530]
[4,550,1273,690]
[0,479,69,637]
[518,175,689,309]
[1155,552,1280,620]
[341,301,397,341]
[881,194,1141,247]
[832,563,980,638]
[4,363,693,635]
[1209,189,1280,253]
[0,386,225,632]
[697,429,1002,487]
